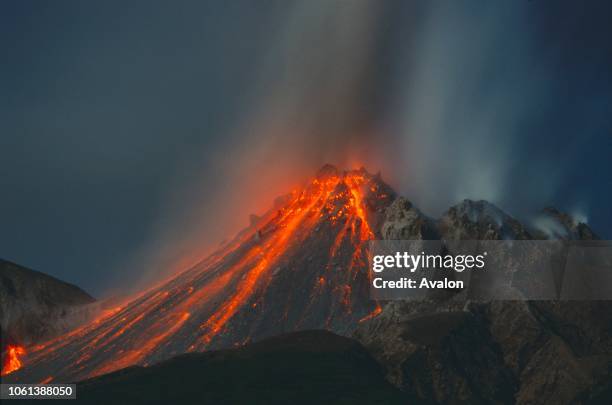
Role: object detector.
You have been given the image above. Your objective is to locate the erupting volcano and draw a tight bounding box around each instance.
[7,165,396,383]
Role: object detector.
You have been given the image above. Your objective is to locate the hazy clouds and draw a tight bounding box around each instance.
[2,1,610,295]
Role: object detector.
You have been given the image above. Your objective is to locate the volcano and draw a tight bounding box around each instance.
[8,165,396,383]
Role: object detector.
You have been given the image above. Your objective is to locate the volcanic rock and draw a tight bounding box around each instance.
[438,199,531,240]
[355,198,611,404]
[0,259,98,348]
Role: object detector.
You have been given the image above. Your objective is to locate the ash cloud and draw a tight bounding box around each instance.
[391,2,560,216]
[126,1,611,291]
[209,1,582,224]
[121,1,394,290]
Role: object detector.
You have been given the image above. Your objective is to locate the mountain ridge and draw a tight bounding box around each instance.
[4,165,607,405]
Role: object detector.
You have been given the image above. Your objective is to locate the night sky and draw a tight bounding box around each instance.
[2,1,611,296]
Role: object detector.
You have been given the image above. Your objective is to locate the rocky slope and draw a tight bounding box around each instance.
[0,259,98,349]
[355,197,611,404]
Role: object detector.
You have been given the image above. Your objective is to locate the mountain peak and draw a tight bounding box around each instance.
[9,166,396,382]
[452,199,508,225]
[316,163,340,179]
[439,199,529,240]
[532,207,598,240]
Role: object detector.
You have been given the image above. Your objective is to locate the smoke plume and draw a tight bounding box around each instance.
[120,1,597,293]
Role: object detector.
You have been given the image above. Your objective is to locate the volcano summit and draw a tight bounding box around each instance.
[9,165,396,382]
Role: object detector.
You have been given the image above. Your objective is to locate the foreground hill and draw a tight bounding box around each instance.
[24,330,406,405]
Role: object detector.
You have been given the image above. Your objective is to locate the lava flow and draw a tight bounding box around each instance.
[6,165,396,383]
[1,345,26,376]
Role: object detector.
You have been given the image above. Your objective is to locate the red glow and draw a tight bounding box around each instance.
[1,345,26,376]
[200,175,340,342]
[10,167,391,382]
[359,304,382,323]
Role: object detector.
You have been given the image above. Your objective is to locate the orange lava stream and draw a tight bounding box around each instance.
[199,177,341,343]
[344,175,375,241]
[40,376,54,384]
[89,312,190,377]
[199,171,383,344]
[358,304,382,323]
[1,345,26,376]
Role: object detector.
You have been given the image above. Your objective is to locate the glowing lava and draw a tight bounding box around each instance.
[6,165,395,383]
[200,174,341,342]
[1,345,26,376]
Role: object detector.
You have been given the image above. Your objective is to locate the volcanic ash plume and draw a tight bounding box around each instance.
[8,165,395,383]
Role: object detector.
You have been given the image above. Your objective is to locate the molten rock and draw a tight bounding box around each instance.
[8,165,396,382]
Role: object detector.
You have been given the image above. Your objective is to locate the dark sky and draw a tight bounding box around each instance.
[2,1,611,296]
